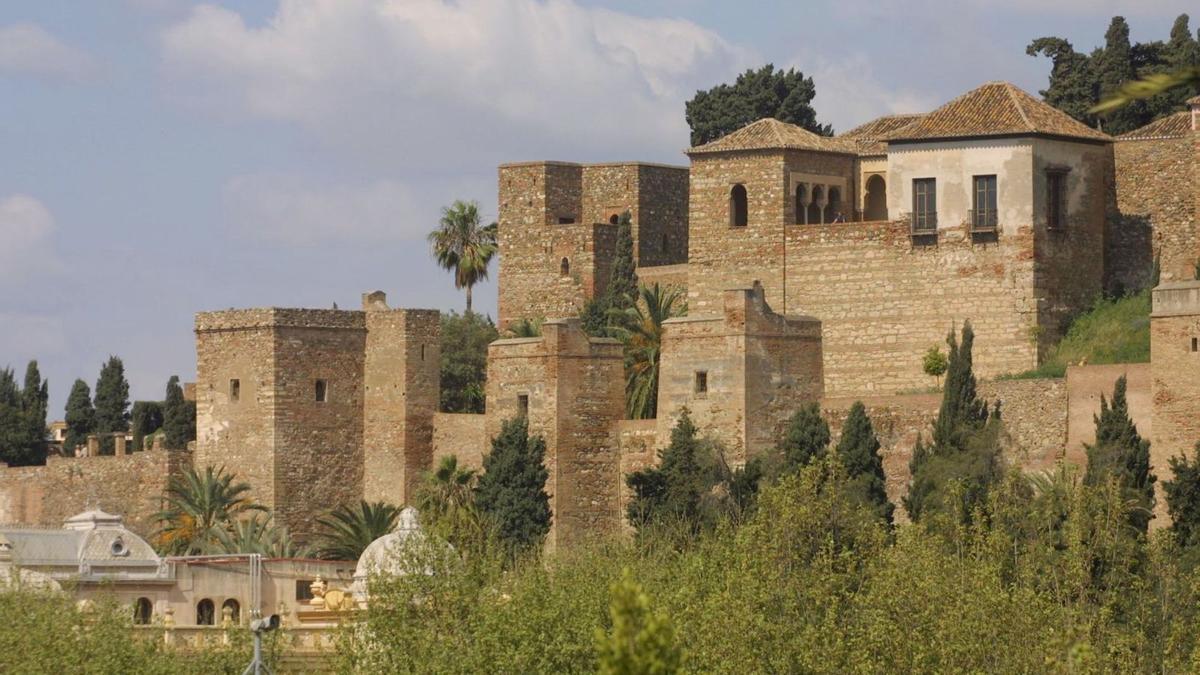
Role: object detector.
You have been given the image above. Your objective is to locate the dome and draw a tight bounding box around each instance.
[352,507,452,603]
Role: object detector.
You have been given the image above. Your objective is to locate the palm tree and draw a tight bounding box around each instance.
[610,283,686,420]
[213,513,310,558]
[153,466,265,555]
[505,317,543,338]
[314,500,402,561]
[415,455,477,519]
[428,200,497,313]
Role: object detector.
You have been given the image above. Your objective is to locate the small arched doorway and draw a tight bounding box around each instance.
[807,185,824,224]
[196,599,215,626]
[133,597,153,625]
[729,184,748,227]
[864,174,887,221]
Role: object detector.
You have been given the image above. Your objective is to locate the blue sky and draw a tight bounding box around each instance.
[0,0,1193,414]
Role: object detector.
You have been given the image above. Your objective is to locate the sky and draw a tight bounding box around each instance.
[1,0,1195,415]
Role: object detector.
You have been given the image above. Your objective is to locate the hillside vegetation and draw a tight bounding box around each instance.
[1007,289,1150,379]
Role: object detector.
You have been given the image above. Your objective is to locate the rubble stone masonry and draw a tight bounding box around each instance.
[1151,282,1200,522]
[1112,134,1197,290]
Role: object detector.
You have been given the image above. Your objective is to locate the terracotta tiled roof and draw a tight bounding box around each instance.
[1117,111,1193,140]
[887,82,1111,143]
[688,118,855,155]
[1188,95,1200,105]
[838,113,926,155]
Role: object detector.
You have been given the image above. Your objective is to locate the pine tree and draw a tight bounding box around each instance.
[836,401,894,525]
[779,402,830,472]
[162,376,195,450]
[63,379,95,456]
[1164,443,1200,547]
[595,568,683,675]
[1084,375,1155,533]
[905,322,1002,524]
[475,416,551,554]
[626,410,711,532]
[93,356,130,454]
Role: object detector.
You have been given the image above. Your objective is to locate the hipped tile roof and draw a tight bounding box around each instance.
[838,113,926,155]
[687,118,855,155]
[1117,111,1193,140]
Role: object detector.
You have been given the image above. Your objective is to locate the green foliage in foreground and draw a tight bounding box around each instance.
[338,459,1200,674]
[1003,289,1150,380]
[0,590,265,674]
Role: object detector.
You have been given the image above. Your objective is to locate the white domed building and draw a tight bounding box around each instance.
[352,506,451,606]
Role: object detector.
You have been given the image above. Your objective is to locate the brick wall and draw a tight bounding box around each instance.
[636,264,688,295]
[0,449,190,537]
[431,412,488,473]
[1112,134,1196,290]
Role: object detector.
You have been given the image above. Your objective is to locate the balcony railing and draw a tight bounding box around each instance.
[969,209,998,233]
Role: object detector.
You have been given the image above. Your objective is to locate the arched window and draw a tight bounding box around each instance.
[794,184,807,224]
[196,599,215,626]
[729,184,748,227]
[133,597,153,625]
[222,598,241,625]
[808,185,824,224]
[609,214,620,225]
[560,257,570,277]
[826,187,843,223]
[864,174,887,221]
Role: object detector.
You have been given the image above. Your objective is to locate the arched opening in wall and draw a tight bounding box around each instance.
[133,597,153,625]
[807,186,824,224]
[794,184,807,224]
[609,214,620,225]
[222,598,240,625]
[729,184,748,227]
[560,257,570,277]
[864,175,887,221]
[826,187,843,223]
[196,599,215,626]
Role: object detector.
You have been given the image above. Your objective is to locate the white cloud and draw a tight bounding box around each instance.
[794,53,940,132]
[0,195,61,282]
[0,23,94,80]
[222,173,422,245]
[159,0,751,166]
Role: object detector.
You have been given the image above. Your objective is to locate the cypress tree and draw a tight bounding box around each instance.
[836,401,894,524]
[162,376,195,449]
[582,211,638,337]
[778,402,830,472]
[932,322,989,454]
[0,369,25,466]
[1084,375,1155,533]
[1026,37,1098,125]
[475,416,551,553]
[93,356,130,454]
[131,401,164,451]
[63,379,95,456]
[15,361,47,465]
[1164,443,1200,548]
[1165,14,1200,108]
[626,410,712,532]
[1095,16,1146,134]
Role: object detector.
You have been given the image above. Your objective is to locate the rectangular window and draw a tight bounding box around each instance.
[972,175,997,229]
[912,178,937,231]
[557,216,576,224]
[229,379,240,402]
[1192,337,1198,353]
[296,580,314,602]
[1047,170,1067,230]
[315,379,327,403]
[694,371,708,396]
[517,394,529,418]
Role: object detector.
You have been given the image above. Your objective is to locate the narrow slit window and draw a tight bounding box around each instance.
[729,185,748,227]
[1047,170,1068,231]
[420,344,426,361]
[229,379,240,402]
[694,371,708,396]
[1192,337,1198,353]
[518,394,529,418]
[315,379,328,403]
[560,257,570,277]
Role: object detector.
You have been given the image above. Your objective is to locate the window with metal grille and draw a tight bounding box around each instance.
[912,178,937,231]
[971,175,997,229]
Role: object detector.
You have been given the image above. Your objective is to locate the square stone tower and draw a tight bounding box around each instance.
[485,318,625,548]
[497,161,688,328]
[657,282,824,464]
[1150,281,1200,521]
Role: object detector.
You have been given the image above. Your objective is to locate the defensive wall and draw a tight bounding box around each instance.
[1151,282,1200,522]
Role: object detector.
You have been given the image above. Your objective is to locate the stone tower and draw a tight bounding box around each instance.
[497,161,688,328]
[485,318,625,549]
[1150,280,1200,521]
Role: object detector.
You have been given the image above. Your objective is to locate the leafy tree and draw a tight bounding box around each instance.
[610,283,685,419]
[93,356,130,455]
[475,416,551,554]
[905,322,1003,524]
[162,375,195,449]
[440,311,498,413]
[582,211,639,338]
[1083,375,1155,533]
[315,500,402,560]
[779,402,830,472]
[1164,443,1200,548]
[836,401,894,525]
[63,378,95,456]
[428,199,497,313]
[153,465,266,555]
[595,568,684,675]
[130,401,164,451]
[922,345,948,386]
[685,64,832,146]
[1026,37,1098,125]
